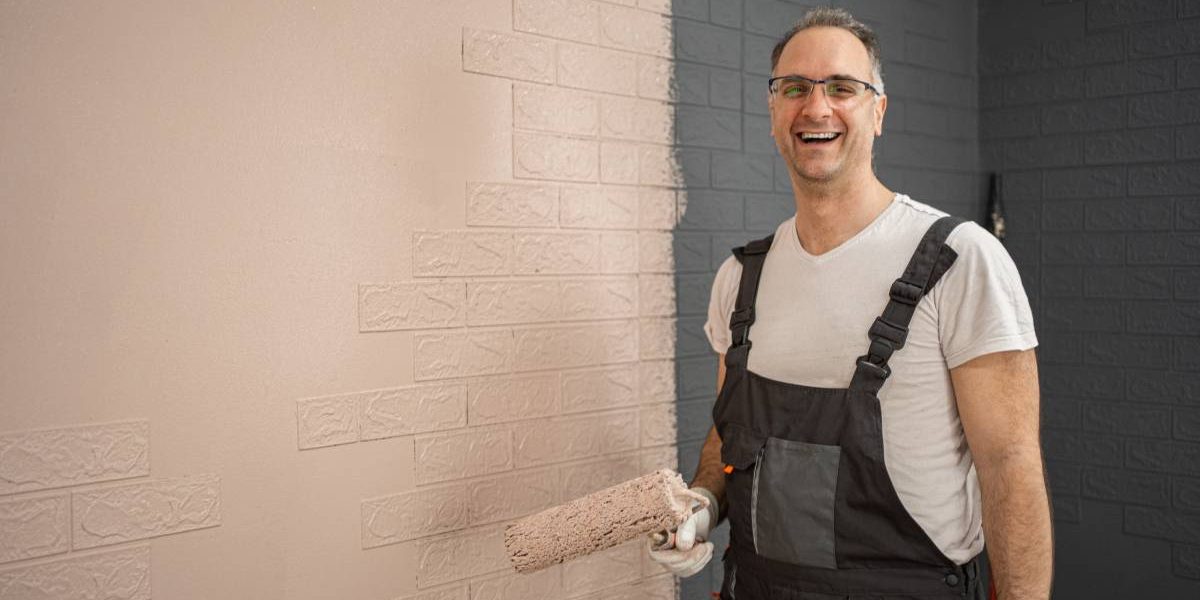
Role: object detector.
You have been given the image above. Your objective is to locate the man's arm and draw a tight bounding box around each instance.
[951,349,1052,599]
[689,355,729,518]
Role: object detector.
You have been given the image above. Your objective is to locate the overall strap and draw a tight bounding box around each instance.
[850,216,966,394]
[725,234,774,370]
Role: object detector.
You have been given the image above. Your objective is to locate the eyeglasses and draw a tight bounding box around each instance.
[767,75,881,106]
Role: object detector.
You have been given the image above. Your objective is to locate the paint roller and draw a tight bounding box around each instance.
[504,469,709,573]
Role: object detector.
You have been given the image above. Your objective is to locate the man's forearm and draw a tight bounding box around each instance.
[979,449,1053,599]
[689,426,727,519]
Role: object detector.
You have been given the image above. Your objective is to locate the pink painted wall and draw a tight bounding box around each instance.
[1,1,681,598]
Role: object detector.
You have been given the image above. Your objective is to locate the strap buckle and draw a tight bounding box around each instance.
[865,337,894,365]
[889,279,923,306]
[855,355,892,380]
[868,317,908,348]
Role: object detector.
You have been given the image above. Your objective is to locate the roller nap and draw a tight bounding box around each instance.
[504,469,707,573]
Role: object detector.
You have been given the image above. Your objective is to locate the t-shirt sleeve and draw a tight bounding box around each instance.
[934,222,1039,369]
[703,255,743,355]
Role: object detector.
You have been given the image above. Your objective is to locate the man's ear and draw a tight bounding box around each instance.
[874,94,888,136]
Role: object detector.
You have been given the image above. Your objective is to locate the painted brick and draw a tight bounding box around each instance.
[557,43,638,96]
[358,282,465,332]
[638,188,676,229]
[711,67,743,110]
[513,84,598,137]
[1087,0,1175,28]
[512,321,638,371]
[514,131,599,182]
[514,232,599,275]
[641,444,678,474]
[1043,365,1124,399]
[1084,266,1170,299]
[1087,59,1175,98]
[462,29,554,84]
[601,141,640,184]
[468,374,559,426]
[1042,233,1124,264]
[1127,234,1200,265]
[0,421,149,496]
[514,0,598,43]
[580,573,676,600]
[467,182,558,229]
[634,144,676,187]
[559,452,642,501]
[467,280,560,326]
[73,474,220,550]
[639,317,675,359]
[639,359,676,404]
[1083,402,1171,437]
[1005,69,1086,106]
[599,3,672,58]
[361,482,470,547]
[415,429,513,485]
[676,105,741,150]
[1044,32,1125,68]
[469,567,561,600]
[1127,440,1200,475]
[512,410,639,466]
[638,232,674,273]
[709,0,742,28]
[600,231,640,273]
[1177,408,1200,441]
[600,97,673,145]
[0,545,150,600]
[562,542,641,595]
[636,55,673,101]
[638,274,675,317]
[1182,56,1200,89]
[1176,476,1200,510]
[1042,431,1124,466]
[297,395,358,449]
[640,402,677,447]
[1085,198,1174,231]
[1128,370,1200,404]
[1041,97,1125,134]
[0,493,69,563]
[1004,137,1082,168]
[398,586,469,600]
[417,526,509,588]
[674,19,741,69]
[562,277,638,319]
[413,231,512,277]
[637,0,673,15]
[1175,544,1200,580]
[360,383,468,441]
[1044,166,1125,199]
[467,467,558,525]
[1127,301,1200,334]
[561,365,638,413]
[1125,506,1200,544]
[413,329,513,380]
[678,190,743,230]
[712,150,774,191]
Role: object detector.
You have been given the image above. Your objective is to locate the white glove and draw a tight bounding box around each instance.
[647,487,717,577]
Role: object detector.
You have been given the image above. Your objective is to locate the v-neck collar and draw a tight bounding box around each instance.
[784,194,901,264]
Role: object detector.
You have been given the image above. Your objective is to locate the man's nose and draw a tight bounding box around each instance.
[800,87,834,119]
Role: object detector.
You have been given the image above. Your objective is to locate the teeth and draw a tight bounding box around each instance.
[800,132,839,140]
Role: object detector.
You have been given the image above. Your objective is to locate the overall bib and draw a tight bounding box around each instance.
[714,216,986,600]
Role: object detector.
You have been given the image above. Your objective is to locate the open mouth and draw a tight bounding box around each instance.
[797,132,842,144]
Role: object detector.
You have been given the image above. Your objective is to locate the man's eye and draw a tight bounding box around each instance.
[828,82,858,96]
[782,84,809,97]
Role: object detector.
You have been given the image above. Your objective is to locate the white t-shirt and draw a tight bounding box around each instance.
[704,193,1038,564]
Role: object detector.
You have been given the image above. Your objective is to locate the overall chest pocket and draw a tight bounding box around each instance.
[753,436,841,569]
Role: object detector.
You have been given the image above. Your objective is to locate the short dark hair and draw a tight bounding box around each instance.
[770,7,885,94]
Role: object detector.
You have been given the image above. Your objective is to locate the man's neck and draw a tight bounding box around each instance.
[790,175,894,256]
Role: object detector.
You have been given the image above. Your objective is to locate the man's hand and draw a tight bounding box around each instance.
[647,488,716,577]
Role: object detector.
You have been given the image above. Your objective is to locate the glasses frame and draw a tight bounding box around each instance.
[766,74,882,102]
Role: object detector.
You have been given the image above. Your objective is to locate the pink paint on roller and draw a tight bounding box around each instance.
[504,469,707,573]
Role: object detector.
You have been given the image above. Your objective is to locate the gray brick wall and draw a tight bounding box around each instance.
[981,0,1200,596]
[670,1,981,596]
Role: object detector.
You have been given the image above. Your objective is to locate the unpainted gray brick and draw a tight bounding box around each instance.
[675,61,710,106]
[676,106,742,149]
[1185,0,1200,17]
[678,190,744,230]
[1128,19,1200,59]
[1185,90,1200,123]
[709,0,742,28]
[1043,365,1125,399]
[890,63,977,107]
[1087,0,1175,29]
[1180,337,1200,371]
[1043,430,1125,466]
[1083,402,1171,437]
[711,150,774,191]
[1044,166,1125,199]
[1176,476,1200,510]
[1125,506,1200,545]
[1179,268,1200,298]
[675,19,741,69]
[1053,495,1082,523]
[1084,334,1173,367]
[980,45,1042,76]
[1042,233,1125,264]
[1082,466,1170,506]
[1177,408,1200,441]
[1178,125,1200,160]
[1178,199,1200,230]
[1129,93,1177,127]
[1043,396,1082,430]
[1044,32,1125,68]
[1039,333,1082,364]
[982,108,1041,139]
[1127,234,1200,265]
[1043,299,1120,334]
[1179,55,1200,89]
[743,113,775,155]
[1042,202,1084,232]
[905,31,971,74]
[1175,544,1200,580]
[1127,370,1200,404]
[1087,59,1175,98]
[672,0,709,20]
[1085,197,1174,231]
[743,0,807,37]
[745,193,794,231]
[1126,439,1200,475]
[1083,128,1174,165]
[1005,69,1087,106]
[674,232,713,273]
[677,355,718,400]
[1041,97,1125,134]
[1084,266,1171,299]
[710,67,743,110]
[743,32,776,78]
[1005,137,1082,169]
[1127,301,1200,334]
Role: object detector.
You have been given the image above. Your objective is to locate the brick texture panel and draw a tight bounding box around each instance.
[72,474,221,550]
[0,545,151,600]
[0,421,150,496]
[0,493,69,564]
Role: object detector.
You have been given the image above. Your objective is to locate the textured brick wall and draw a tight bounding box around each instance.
[668,1,981,596]
[980,0,1200,596]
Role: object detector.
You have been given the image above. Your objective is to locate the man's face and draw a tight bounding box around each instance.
[769,27,887,185]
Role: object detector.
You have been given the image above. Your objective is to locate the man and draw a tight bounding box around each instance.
[648,7,1053,600]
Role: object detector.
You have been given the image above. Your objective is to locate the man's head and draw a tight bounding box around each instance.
[768,7,887,187]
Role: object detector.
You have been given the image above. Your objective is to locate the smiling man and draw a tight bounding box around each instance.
[648,7,1053,600]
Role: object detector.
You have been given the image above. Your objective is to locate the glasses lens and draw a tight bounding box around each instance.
[825,79,866,99]
[774,77,814,99]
